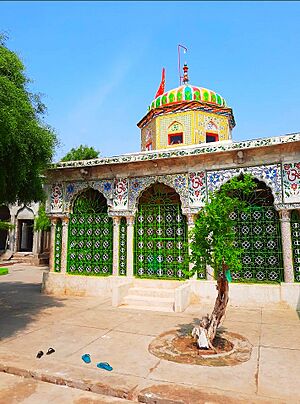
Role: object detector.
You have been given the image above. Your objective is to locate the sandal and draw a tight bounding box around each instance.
[96,362,113,371]
[81,354,91,364]
[36,351,44,358]
[46,347,55,355]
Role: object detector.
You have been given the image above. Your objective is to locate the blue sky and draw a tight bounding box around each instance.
[1,1,300,161]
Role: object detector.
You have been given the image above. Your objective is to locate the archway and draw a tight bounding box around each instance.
[16,207,34,252]
[226,178,283,283]
[67,188,113,275]
[134,183,188,279]
[0,206,10,251]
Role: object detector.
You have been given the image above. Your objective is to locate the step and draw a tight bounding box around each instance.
[133,278,182,289]
[123,294,174,311]
[119,304,174,313]
[128,287,175,298]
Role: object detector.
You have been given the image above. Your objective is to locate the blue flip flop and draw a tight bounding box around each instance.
[96,362,113,371]
[81,354,91,364]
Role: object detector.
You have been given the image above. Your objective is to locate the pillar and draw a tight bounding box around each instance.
[186,213,197,279]
[49,217,58,272]
[279,209,294,282]
[60,216,69,274]
[126,215,135,277]
[112,216,121,276]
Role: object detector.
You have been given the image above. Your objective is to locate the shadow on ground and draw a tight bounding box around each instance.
[0,281,65,341]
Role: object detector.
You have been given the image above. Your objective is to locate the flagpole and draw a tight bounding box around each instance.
[178,44,188,86]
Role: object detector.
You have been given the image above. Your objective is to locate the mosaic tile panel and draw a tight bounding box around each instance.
[188,171,207,207]
[113,178,129,210]
[128,174,189,212]
[282,162,300,204]
[50,183,63,213]
[207,164,282,204]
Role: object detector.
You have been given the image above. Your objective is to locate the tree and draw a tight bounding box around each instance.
[60,145,100,162]
[34,203,50,232]
[0,34,57,205]
[187,174,256,349]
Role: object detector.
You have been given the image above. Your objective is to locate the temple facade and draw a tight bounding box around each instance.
[43,66,300,310]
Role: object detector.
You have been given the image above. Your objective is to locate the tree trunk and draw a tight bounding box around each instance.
[193,261,229,349]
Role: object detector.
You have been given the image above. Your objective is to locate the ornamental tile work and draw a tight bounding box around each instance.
[157,111,193,148]
[207,164,282,204]
[119,217,127,276]
[54,220,62,272]
[282,162,300,203]
[128,174,189,212]
[291,210,300,282]
[113,178,129,210]
[50,183,63,212]
[53,133,300,170]
[188,172,207,207]
[63,180,114,213]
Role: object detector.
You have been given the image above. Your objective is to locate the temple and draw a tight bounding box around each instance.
[43,65,300,311]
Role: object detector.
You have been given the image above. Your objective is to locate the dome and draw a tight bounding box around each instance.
[148,85,227,111]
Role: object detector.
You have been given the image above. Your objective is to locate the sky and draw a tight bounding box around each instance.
[1,1,300,161]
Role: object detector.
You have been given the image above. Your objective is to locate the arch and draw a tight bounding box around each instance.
[206,120,218,131]
[129,176,188,214]
[207,166,282,205]
[134,182,188,280]
[73,188,108,214]
[138,182,181,206]
[168,121,184,145]
[16,206,34,220]
[219,175,283,283]
[67,187,113,276]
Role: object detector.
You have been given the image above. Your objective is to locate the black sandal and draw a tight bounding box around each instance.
[46,347,55,355]
[36,351,44,358]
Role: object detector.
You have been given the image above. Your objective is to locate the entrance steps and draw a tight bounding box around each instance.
[121,287,175,312]
[114,279,191,313]
[2,252,49,266]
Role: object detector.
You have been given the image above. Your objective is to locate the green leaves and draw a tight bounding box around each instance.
[60,145,100,162]
[187,174,256,279]
[0,35,57,205]
[34,204,50,231]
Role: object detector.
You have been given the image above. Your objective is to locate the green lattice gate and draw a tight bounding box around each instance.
[291,210,300,282]
[67,189,113,276]
[230,206,283,283]
[134,184,188,279]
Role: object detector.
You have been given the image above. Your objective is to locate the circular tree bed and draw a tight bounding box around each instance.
[149,329,252,366]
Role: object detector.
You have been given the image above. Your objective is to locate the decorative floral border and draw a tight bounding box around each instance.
[52,133,300,169]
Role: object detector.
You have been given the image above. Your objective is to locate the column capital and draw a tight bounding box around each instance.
[112,216,121,226]
[126,216,135,226]
[186,213,196,226]
[279,209,291,222]
[62,216,69,226]
[51,217,58,226]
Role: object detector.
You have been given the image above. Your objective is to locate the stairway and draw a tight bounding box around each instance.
[119,280,183,312]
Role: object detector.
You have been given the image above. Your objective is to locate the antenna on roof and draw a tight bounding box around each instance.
[178,44,188,86]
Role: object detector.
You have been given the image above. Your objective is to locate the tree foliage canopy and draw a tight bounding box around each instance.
[60,145,100,162]
[188,175,257,278]
[34,203,50,231]
[0,34,57,205]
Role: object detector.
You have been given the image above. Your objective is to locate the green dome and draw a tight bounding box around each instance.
[149,85,227,111]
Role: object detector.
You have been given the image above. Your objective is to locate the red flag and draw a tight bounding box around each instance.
[154,68,165,98]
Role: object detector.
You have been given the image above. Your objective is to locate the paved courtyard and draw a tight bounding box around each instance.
[0,264,299,403]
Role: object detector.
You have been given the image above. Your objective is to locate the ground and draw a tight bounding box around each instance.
[0,264,299,403]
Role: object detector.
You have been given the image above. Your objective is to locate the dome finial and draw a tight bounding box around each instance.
[183,63,189,85]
